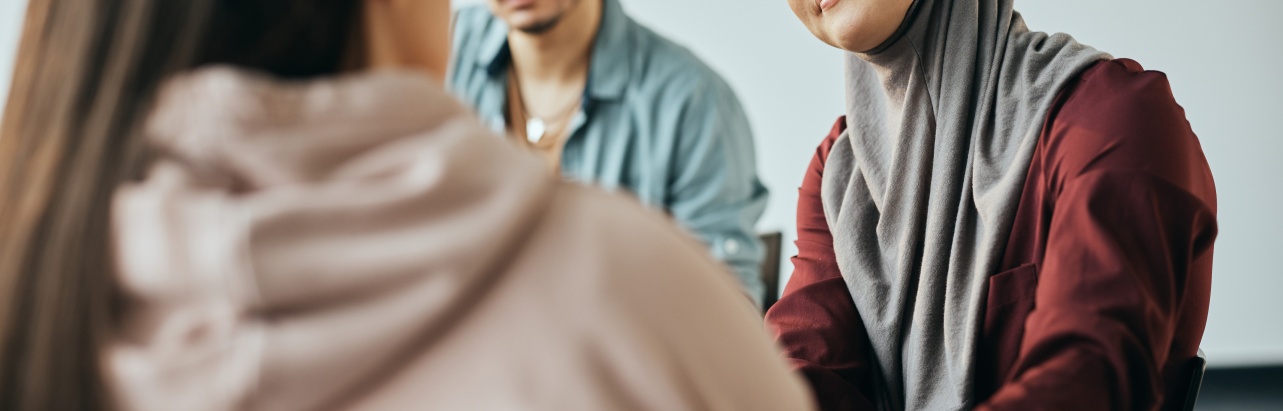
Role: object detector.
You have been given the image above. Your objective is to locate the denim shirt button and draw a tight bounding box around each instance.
[723,239,740,255]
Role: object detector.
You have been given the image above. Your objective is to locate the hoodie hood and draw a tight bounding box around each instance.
[109,67,555,411]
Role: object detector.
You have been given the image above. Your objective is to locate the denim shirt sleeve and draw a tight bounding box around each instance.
[667,79,770,307]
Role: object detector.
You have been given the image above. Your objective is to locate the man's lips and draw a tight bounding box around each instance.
[505,0,537,9]
[819,0,839,12]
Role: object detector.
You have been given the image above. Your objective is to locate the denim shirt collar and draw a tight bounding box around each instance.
[476,0,632,102]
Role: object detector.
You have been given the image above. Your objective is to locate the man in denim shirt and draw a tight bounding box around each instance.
[450,0,769,305]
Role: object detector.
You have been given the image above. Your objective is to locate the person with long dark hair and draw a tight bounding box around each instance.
[765,0,1217,409]
[0,1,813,410]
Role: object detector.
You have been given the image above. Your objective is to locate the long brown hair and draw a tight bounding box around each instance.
[0,1,364,409]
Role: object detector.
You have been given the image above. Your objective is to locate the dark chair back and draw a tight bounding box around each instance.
[758,232,783,312]
[1166,349,1208,410]
[1180,349,1208,411]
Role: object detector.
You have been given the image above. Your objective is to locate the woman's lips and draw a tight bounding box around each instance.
[818,0,839,12]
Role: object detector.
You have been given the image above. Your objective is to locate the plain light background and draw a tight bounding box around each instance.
[1,0,1280,367]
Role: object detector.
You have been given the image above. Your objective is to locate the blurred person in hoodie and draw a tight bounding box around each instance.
[0,1,813,410]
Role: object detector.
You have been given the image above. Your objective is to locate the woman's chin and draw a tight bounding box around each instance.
[824,25,879,53]
[815,1,911,53]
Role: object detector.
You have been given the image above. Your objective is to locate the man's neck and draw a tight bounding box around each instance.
[507,0,602,85]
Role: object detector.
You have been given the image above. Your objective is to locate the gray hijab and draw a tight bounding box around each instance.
[820,0,1107,409]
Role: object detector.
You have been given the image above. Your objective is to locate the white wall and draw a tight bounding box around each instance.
[0,0,24,116]
[1,0,1279,367]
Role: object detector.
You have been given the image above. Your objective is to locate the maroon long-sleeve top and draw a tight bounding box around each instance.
[765,59,1217,411]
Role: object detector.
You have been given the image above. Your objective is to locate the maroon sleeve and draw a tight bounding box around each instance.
[978,60,1217,411]
[765,117,877,411]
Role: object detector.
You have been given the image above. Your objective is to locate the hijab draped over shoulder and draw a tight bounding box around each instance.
[822,0,1107,409]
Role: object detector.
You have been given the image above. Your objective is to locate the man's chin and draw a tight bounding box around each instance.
[511,15,564,35]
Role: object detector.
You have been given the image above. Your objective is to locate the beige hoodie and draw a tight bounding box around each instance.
[105,68,814,411]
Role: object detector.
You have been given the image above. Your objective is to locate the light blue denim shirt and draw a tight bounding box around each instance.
[449,0,769,304]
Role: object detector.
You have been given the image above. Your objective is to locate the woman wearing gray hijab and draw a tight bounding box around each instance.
[765,0,1217,410]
